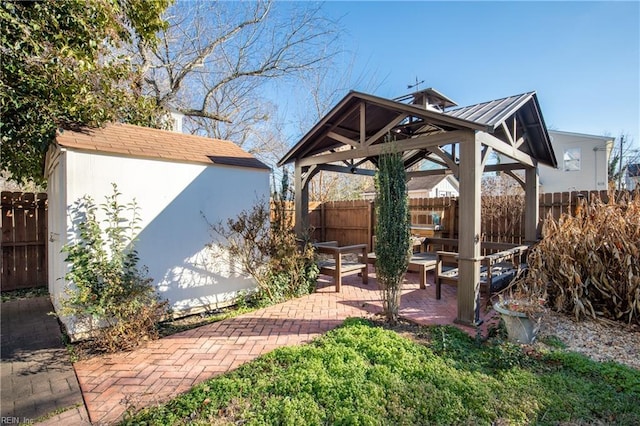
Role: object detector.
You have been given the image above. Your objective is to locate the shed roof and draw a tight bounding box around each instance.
[55,123,270,170]
[362,175,454,194]
[407,175,455,192]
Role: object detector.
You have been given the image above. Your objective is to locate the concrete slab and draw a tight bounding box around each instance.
[1,296,89,424]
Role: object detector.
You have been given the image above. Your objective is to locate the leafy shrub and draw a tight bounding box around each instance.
[375,145,411,324]
[61,184,169,352]
[208,171,318,307]
[532,191,640,324]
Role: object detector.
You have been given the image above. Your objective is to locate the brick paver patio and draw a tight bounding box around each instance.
[73,269,490,424]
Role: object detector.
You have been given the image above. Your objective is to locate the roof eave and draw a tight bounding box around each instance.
[277,91,488,167]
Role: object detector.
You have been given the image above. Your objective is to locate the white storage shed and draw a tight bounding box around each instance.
[45,123,270,336]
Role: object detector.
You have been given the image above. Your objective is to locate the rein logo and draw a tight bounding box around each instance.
[1,418,34,424]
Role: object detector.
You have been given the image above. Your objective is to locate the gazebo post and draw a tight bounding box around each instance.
[524,166,540,243]
[456,131,483,326]
[294,162,309,235]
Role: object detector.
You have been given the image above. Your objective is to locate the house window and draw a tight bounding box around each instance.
[563,147,581,171]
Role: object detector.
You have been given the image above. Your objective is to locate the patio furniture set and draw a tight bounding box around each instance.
[313,237,530,301]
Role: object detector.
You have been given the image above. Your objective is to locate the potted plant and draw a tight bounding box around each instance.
[493,259,548,344]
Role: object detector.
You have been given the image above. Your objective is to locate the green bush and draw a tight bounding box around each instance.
[61,184,169,352]
[375,144,411,323]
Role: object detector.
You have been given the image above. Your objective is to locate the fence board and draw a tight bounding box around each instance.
[1,191,48,291]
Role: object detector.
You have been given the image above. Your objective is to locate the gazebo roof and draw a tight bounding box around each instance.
[278,90,557,170]
[445,92,556,167]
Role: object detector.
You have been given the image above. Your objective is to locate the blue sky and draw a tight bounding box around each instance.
[308,1,639,148]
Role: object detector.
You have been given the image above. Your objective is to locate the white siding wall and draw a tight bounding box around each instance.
[48,149,269,335]
[46,149,67,314]
[433,177,459,197]
[538,131,613,193]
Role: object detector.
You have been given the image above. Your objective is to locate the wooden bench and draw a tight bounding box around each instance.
[364,236,437,289]
[313,241,368,292]
[435,244,529,300]
[366,251,437,289]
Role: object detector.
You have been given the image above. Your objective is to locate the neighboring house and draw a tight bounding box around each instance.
[45,123,270,337]
[537,130,614,193]
[361,175,459,200]
[627,164,640,190]
[406,175,459,198]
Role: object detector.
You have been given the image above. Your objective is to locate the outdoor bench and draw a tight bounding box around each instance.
[313,241,368,292]
[435,244,529,300]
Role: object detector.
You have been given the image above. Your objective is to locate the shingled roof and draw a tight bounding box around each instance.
[55,123,270,170]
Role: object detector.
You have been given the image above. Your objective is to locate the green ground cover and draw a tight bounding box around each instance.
[122,318,640,425]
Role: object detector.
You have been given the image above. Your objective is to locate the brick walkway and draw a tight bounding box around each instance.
[73,270,490,425]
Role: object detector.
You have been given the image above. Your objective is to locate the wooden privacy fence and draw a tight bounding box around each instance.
[297,190,625,248]
[1,190,626,291]
[1,192,48,291]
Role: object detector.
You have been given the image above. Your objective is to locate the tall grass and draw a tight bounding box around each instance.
[534,191,640,324]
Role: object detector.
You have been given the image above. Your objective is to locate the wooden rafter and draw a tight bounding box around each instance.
[484,163,527,172]
[430,146,459,174]
[476,131,535,167]
[481,145,494,169]
[316,164,376,176]
[505,169,525,189]
[327,131,358,148]
[298,130,467,167]
[360,102,366,145]
[501,121,515,146]
[365,114,408,146]
[299,101,363,159]
[406,168,453,178]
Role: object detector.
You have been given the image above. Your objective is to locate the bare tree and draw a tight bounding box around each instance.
[291,54,384,201]
[133,0,340,166]
[608,133,639,190]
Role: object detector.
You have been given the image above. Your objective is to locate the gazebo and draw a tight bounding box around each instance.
[278,88,557,325]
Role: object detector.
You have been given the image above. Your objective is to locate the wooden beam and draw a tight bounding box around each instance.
[525,167,539,243]
[327,131,359,148]
[360,102,366,145]
[406,169,453,178]
[481,146,494,169]
[301,164,320,188]
[298,101,363,158]
[422,154,450,169]
[294,164,309,235]
[476,131,536,167]
[505,170,525,189]
[298,130,467,167]
[501,121,515,146]
[365,114,408,146]
[456,131,482,326]
[484,163,527,172]
[315,164,376,176]
[430,146,459,174]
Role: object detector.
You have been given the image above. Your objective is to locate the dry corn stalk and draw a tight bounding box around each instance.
[531,191,639,325]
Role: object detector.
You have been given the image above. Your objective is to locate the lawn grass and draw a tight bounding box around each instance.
[121,318,640,425]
